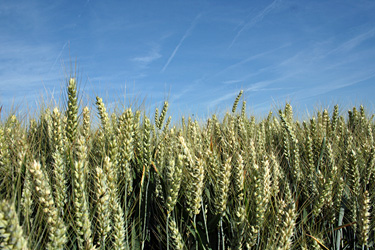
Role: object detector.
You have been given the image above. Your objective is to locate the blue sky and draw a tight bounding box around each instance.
[1,0,375,119]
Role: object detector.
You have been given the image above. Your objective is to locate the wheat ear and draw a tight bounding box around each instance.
[102,155,126,249]
[358,190,371,247]
[82,106,91,140]
[29,160,67,250]
[168,216,184,250]
[94,158,111,248]
[157,101,169,129]
[66,78,78,145]
[73,136,94,249]
[51,108,67,216]
[179,135,204,217]
[0,200,28,250]
[118,108,134,195]
[232,90,243,113]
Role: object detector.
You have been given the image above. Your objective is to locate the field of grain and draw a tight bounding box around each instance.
[0,78,374,249]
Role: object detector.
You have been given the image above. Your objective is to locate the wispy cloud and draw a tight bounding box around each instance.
[170,84,195,104]
[132,47,161,67]
[217,43,290,78]
[223,79,243,84]
[133,52,161,64]
[229,0,282,48]
[0,39,69,107]
[218,70,375,114]
[161,13,202,73]
[208,89,242,109]
[208,81,273,108]
[207,64,306,110]
[328,28,375,55]
[285,70,375,104]
[170,74,207,104]
[221,66,273,85]
[316,71,375,95]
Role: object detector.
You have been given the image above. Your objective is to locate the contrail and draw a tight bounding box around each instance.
[161,14,202,73]
[328,28,375,55]
[49,41,69,73]
[229,0,281,48]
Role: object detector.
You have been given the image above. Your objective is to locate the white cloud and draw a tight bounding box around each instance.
[223,79,242,84]
[132,48,161,66]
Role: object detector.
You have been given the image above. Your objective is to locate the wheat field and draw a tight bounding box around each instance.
[0,78,374,249]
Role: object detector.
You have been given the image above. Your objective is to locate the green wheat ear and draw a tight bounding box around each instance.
[232,90,243,113]
[82,106,91,140]
[66,77,78,145]
[51,108,67,216]
[94,161,111,248]
[96,96,110,133]
[29,160,67,250]
[73,136,94,249]
[158,101,169,129]
[0,200,28,250]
